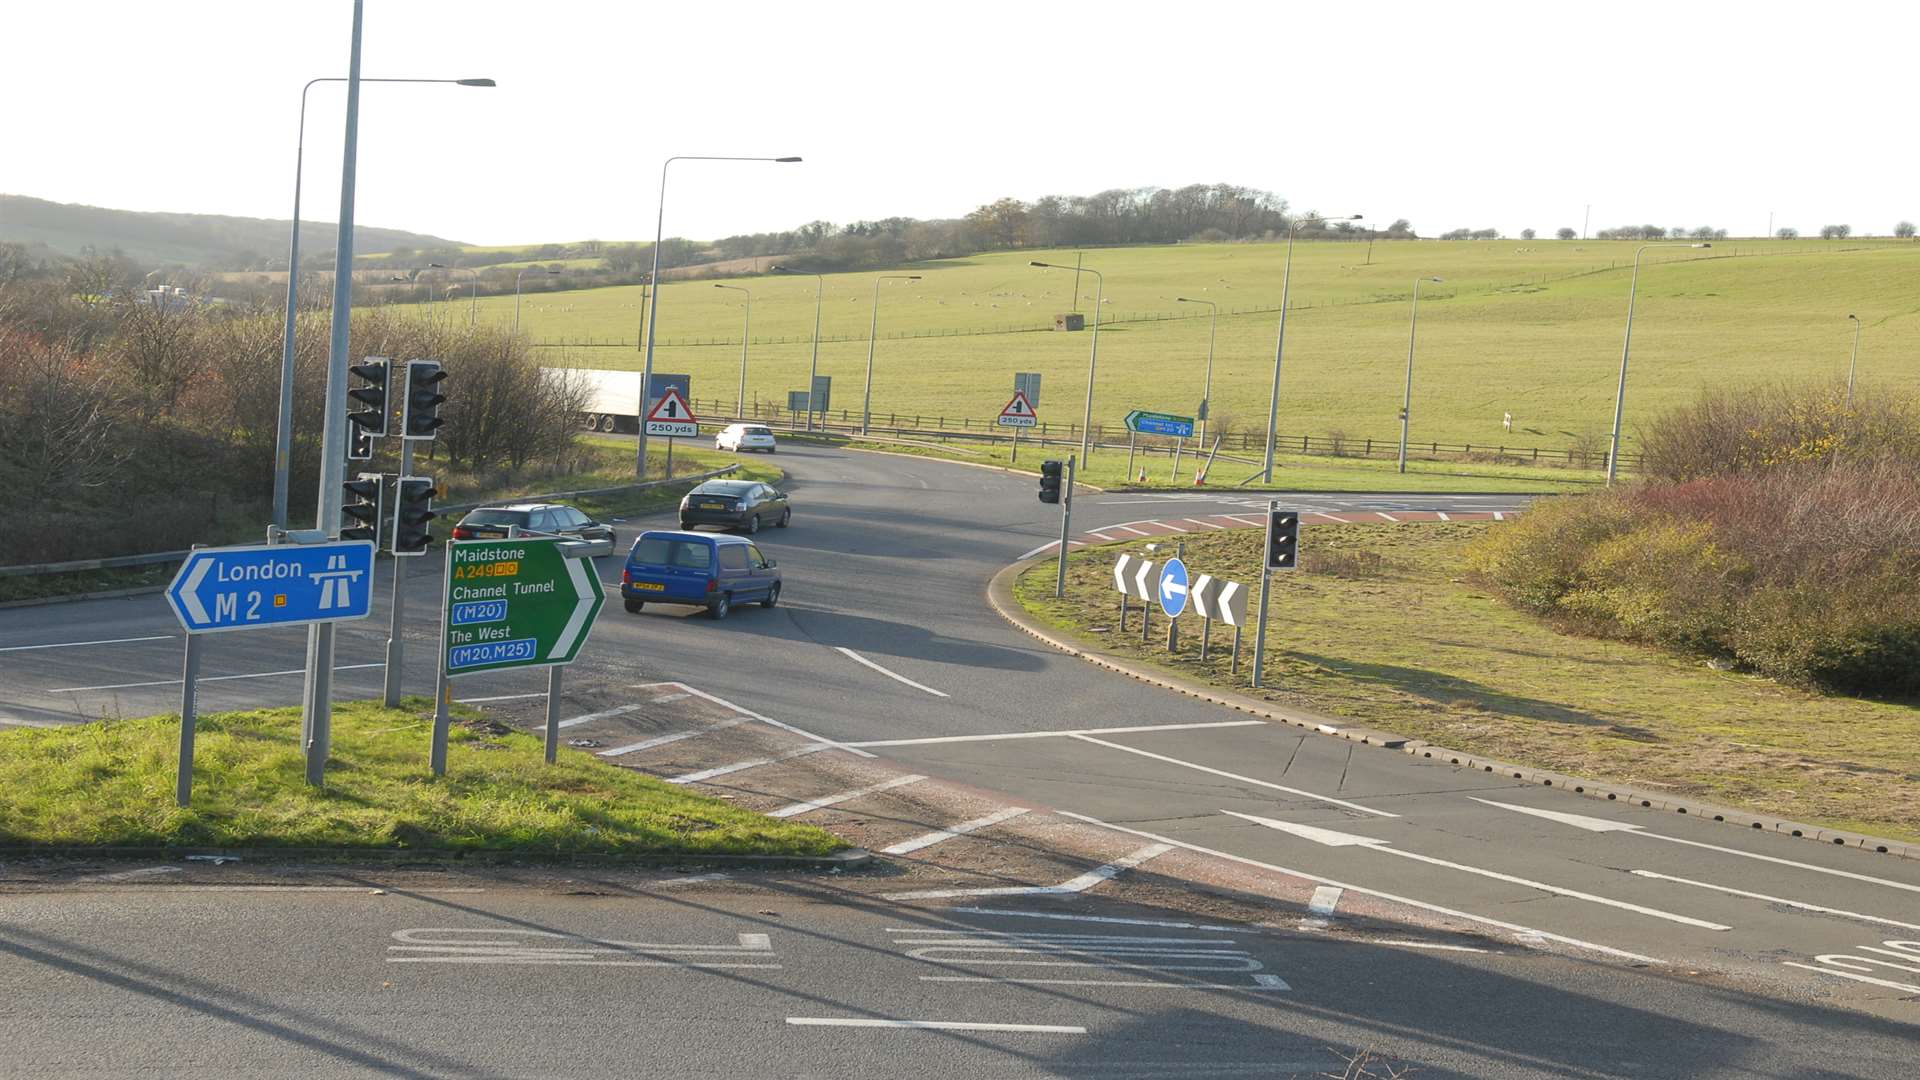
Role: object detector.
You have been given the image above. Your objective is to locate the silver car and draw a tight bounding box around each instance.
[716,423,778,453]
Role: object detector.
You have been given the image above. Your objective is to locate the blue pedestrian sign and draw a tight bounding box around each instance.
[1124,410,1196,438]
[1158,557,1190,618]
[165,540,376,634]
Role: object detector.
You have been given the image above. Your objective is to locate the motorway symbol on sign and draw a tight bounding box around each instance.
[442,537,605,675]
[998,390,1038,427]
[1123,410,1196,438]
[644,387,700,437]
[1158,557,1189,618]
[165,540,375,634]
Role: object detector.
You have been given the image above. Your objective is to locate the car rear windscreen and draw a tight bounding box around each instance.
[461,509,528,526]
[747,427,773,436]
[630,538,712,569]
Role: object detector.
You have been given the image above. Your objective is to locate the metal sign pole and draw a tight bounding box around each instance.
[1170,436,1183,482]
[1126,430,1136,482]
[1231,624,1242,675]
[1011,425,1019,464]
[1168,540,1184,653]
[176,634,203,807]
[1200,615,1211,662]
[1251,500,1276,688]
[544,665,563,764]
[430,538,453,777]
[383,443,414,708]
[1118,590,1128,633]
[1053,454,1075,598]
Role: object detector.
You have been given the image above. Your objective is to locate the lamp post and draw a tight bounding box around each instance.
[1607,241,1711,484]
[1397,277,1443,474]
[862,274,920,434]
[1031,260,1104,465]
[1174,296,1216,445]
[772,265,826,431]
[513,266,559,334]
[1845,313,1862,408]
[714,284,751,415]
[271,75,493,533]
[1263,214,1362,483]
[636,154,801,479]
[420,261,446,324]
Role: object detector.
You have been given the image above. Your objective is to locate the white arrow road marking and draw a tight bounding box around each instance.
[1224,810,1731,931]
[1070,735,1398,818]
[1060,811,1662,964]
[1629,871,1920,931]
[547,554,598,660]
[884,843,1172,900]
[1472,798,1920,895]
[834,647,949,697]
[177,557,212,626]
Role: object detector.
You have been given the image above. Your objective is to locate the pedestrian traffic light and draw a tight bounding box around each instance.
[341,473,384,543]
[1266,510,1300,571]
[348,357,390,438]
[400,359,447,440]
[392,475,436,555]
[1038,459,1063,504]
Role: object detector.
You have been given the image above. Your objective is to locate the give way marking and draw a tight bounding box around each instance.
[887,928,1289,991]
[387,928,777,968]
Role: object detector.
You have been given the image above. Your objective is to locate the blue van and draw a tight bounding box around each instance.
[620,530,781,620]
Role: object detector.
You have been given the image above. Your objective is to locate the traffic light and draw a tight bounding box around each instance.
[392,475,436,555]
[1266,510,1300,571]
[348,357,390,438]
[341,473,384,543]
[400,359,447,440]
[1038,459,1064,504]
[347,414,374,461]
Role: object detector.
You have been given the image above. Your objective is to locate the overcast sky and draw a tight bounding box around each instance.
[6,1,1913,245]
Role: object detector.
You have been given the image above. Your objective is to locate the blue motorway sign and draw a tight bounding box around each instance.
[164,540,376,634]
[1123,410,1196,438]
[1158,557,1190,618]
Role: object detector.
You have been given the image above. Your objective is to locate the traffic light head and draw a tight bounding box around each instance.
[348,357,390,437]
[341,473,384,543]
[1266,510,1300,571]
[1038,459,1064,504]
[401,360,448,440]
[391,475,436,555]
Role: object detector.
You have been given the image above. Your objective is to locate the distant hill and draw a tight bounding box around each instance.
[0,194,464,269]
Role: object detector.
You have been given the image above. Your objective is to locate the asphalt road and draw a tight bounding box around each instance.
[3,440,1918,1075]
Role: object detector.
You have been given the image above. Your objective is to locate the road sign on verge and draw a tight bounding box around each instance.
[998,390,1038,427]
[165,540,375,634]
[1158,557,1189,618]
[1191,574,1247,626]
[442,537,604,676]
[645,387,700,437]
[1015,372,1042,409]
[1124,410,1196,438]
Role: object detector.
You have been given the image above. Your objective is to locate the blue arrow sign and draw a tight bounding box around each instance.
[1158,557,1190,618]
[1124,410,1196,438]
[165,540,376,634]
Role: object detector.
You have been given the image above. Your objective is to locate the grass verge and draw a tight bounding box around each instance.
[1014,522,1920,844]
[0,699,844,857]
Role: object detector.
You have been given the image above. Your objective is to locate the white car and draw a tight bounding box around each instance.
[715,423,778,453]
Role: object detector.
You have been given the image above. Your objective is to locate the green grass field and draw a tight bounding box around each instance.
[442,238,1918,458]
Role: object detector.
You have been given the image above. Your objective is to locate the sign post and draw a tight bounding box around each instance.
[646,386,700,480]
[1158,549,1188,653]
[998,389,1038,464]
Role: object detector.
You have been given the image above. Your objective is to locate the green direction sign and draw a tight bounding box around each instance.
[442,538,605,675]
[1123,410,1196,438]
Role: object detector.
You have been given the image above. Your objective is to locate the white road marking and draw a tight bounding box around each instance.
[1308,886,1344,916]
[847,719,1263,749]
[884,842,1172,900]
[834,647,950,698]
[557,703,648,729]
[651,692,692,704]
[1224,515,1267,527]
[883,807,1031,855]
[1375,512,1399,522]
[1061,811,1663,964]
[456,692,549,704]
[1782,963,1920,994]
[1630,870,1920,931]
[1113,525,1152,536]
[134,885,486,893]
[1224,810,1731,931]
[941,909,1237,931]
[1072,735,1398,819]
[785,1018,1085,1034]
[1493,511,1506,520]
[0,634,174,653]
[51,662,383,693]
[655,873,730,887]
[597,717,752,757]
[1154,521,1188,533]
[1182,518,1224,530]
[667,743,832,784]
[1314,513,1351,523]
[1473,798,1920,895]
[1436,511,1451,521]
[388,928,776,967]
[665,681,876,759]
[1015,540,1087,560]
[1084,532,1115,542]
[769,774,927,818]
[1369,939,1488,954]
[920,975,1289,990]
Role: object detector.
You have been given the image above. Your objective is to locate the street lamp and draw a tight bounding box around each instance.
[1263,214,1361,483]
[636,154,801,479]
[514,266,560,334]
[1174,296,1217,445]
[1845,313,1862,408]
[862,274,921,434]
[772,265,825,431]
[1397,277,1443,474]
[1031,260,1104,465]
[1607,241,1711,483]
[271,75,493,532]
[714,284,751,415]
[419,261,447,323]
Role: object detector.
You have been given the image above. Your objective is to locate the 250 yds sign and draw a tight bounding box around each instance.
[441,538,603,676]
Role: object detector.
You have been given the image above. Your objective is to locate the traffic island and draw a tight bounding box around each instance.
[1000,521,1920,852]
[0,699,847,862]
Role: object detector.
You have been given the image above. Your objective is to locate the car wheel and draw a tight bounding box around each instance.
[679,520,693,531]
[761,582,780,609]
[777,508,791,528]
[767,446,777,454]
[624,599,644,614]
[745,514,760,535]
[709,594,730,620]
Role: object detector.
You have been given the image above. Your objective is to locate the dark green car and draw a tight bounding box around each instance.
[679,480,791,535]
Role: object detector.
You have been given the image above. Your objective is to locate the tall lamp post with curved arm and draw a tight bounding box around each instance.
[636,154,801,478]
[1397,276,1443,474]
[862,274,921,434]
[271,75,493,532]
[1607,241,1710,483]
[513,266,559,334]
[714,284,752,415]
[1174,296,1216,445]
[1262,214,1361,483]
[1844,313,1862,408]
[772,265,825,431]
[1031,260,1104,465]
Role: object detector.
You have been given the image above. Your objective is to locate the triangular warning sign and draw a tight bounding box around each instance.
[646,387,696,424]
[1000,391,1035,418]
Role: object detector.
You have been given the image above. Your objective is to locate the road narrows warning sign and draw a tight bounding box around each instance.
[998,390,1038,428]
[645,387,700,437]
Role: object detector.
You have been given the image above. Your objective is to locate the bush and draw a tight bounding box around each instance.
[1733,576,1920,695]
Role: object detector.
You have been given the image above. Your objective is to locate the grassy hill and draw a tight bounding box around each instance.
[0,194,462,268]
[470,238,1919,453]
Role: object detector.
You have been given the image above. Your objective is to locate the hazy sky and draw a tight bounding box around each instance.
[6,1,1914,245]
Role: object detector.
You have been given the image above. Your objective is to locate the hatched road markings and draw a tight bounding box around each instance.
[648,680,876,759]
[596,717,753,758]
[887,928,1290,991]
[884,842,1172,901]
[769,774,927,818]
[668,743,833,785]
[883,807,1032,856]
[387,928,778,968]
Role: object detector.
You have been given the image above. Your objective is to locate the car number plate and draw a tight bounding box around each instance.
[633,582,666,591]
[699,502,725,510]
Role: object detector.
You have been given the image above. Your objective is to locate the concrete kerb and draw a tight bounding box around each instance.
[0,845,873,871]
[986,556,1920,864]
